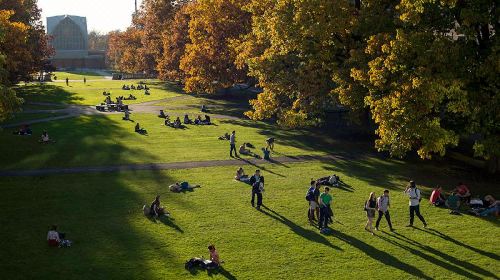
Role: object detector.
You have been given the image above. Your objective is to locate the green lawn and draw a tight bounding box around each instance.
[51,71,107,81]
[1,79,499,279]
[16,80,181,106]
[0,162,498,279]
[0,113,339,170]
[1,112,67,126]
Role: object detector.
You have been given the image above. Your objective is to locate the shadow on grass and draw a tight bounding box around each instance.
[188,266,237,280]
[328,229,432,279]
[260,205,342,251]
[16,84,84,105]
[237,157,285,178]
[415,228,500,261]
[382,231,498,279]
[148,215,184,233]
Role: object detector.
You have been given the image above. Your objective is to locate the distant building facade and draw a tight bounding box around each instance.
[47,15,105,69]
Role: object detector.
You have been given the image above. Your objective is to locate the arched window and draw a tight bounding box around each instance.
[52,17,85,50]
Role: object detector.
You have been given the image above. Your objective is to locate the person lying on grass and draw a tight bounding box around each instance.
[13,124,32,136]
[239,143,251,155]
[235,167,249,182]
[218,133,230,140]
[39,131,55,143]
[169,182,201,192]
[317,174,340,187]
[478,195,500,217]
[158,110,166,118]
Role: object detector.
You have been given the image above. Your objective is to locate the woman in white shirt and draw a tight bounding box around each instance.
[47,225,60,247]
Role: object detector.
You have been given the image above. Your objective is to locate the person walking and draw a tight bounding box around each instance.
[375,190,394,231]
[250,170,264,210]
[319,187,332,230]
[229,131,238,157]
[404,180,427,228]
[364,192,377,235]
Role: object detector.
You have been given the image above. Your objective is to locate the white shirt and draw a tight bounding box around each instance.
[230,134,236,144]
[42,134,49,142]
[47,230,60,241]
[377,195,390,212]
[405,188,421,206]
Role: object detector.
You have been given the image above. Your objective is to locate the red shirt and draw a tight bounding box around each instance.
[429,189,441,203]
[457,185,469,195]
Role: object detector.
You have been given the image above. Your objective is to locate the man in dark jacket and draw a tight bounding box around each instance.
[249,170,264,210]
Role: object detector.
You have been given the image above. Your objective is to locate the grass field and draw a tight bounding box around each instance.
[1,76,499,279]
[51,71,107,81]
[0,163,498,279]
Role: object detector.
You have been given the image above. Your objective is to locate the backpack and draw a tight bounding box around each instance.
[305,188,315,201]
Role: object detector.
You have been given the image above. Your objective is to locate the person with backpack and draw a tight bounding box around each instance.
[306,181,320,223]
[375,190,394,231]
[249,170,264,210]
[404,180,428,228]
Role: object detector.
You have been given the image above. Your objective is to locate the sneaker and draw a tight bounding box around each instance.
[375,227,379,231]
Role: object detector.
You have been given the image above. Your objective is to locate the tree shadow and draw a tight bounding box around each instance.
[386,231,498,279]
[414,228,500,261]
[236,158,285,177]
[328,229,432,279]
[260,205,342,251]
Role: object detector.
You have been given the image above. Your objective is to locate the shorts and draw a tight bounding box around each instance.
[309,201,318,210]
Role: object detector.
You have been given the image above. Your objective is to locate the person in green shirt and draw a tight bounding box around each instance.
[319,187,333,229]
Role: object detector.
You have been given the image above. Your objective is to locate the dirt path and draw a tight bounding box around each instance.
[0,155,337,177]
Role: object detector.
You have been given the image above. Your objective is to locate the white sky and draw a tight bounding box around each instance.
[38,0,143,33]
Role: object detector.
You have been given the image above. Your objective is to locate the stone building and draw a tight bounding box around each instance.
[47,15,105,69]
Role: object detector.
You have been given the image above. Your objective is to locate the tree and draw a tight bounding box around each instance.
[179,0,251,93]
[235,0,355,126]
[107,28,145,73]
[157,3,192,81]
[88,31,109,51]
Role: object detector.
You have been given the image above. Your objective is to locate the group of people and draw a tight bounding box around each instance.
[122,84,149,91]
[47,225,72,248]
[158,110,212,128]
[430,183,499,216]
[13,124,32,136]
[228,131,272,160]
[306,181,333,232]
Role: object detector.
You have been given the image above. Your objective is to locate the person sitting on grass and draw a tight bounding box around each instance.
[454,182,471,204]
[145,89,150,95]
[239,143,251,155]
[158,110,166,118]
[235,167,249,181]
[169,182,201,192]
[262,147,271,160]
[173,117,182,128]
[203,115,211,125]
[184,114,192,124]
[149,195,168,217]
[445,192,461,214]
[478,195,500,217]
[47,225,71,248]
[205,245,221,269]
[131,84,136,90]
[201,104,208,113]
[13,124,32,136]
[430,187,446,206]
[39,131,55,143]
[135,123,147,134]
[164,117,173,127]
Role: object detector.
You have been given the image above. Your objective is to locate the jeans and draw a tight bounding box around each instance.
[230,144,237,156]
[319,206,330,229]
[409,205,426,225]
[480,205,500,216]
[251,191,262,207]
[375,210,393,229]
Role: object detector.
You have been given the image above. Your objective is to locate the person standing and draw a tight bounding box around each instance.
[404,181,427,228]
[306,180,317,223]
[83,77,86,84]
[375,190,394,231]
[65,77,69,86]
[364,192,377,235]
[319,187,332,230]
[250,170,264,210]
[229,131,238,157]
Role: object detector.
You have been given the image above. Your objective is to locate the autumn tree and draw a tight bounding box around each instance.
[179,0,251,93]
[157,3,192,81]
[235,0,355,126]
[107,28,145,73]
